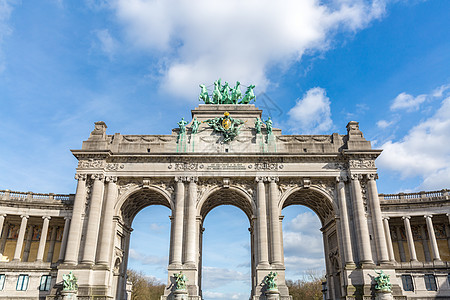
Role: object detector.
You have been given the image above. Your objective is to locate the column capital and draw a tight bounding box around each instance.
[64,216,71,221]
[402,216,411,220]
[366,173,378,181]
[424,214,433,219]
[350,173,362,181]
[268,176,279,183]
[255,176,265,183]
[0,213,6,218]
[91,173,105,181]
[42,216,51,220]
[20,215,29,219]
[186,176,198,183]
[74,173,87,181]
[336,175,348,183]
[105,176,118,183]
[174,176,187,182]
[382,216,390,221]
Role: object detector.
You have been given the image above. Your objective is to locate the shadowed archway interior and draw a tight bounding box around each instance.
[121,189,171,226]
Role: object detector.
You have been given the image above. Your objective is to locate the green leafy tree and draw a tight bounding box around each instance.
[127,269,165,300]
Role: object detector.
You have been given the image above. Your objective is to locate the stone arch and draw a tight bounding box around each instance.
[279,186,336,225]
[115,186,173,226]
[198,185,255,222]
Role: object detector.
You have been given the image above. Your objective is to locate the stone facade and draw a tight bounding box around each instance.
[0,104,449,300]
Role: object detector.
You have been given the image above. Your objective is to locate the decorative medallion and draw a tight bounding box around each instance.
[203,111,245,143]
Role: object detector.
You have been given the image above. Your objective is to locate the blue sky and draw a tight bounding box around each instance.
[1,1,449,299]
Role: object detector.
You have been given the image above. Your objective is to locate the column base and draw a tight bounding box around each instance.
[61,290,78,300]
[265,289,280,300]
[375,290,393,300]
[173,289,188,300]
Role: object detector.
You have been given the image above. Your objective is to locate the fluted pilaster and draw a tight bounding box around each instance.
[65,174,87,265]
[185,176,198,265]
[256,177,269,266]
[97,176,118,265]
[82,173,105,264]
[350,174,373,264]
[336,177,354,266]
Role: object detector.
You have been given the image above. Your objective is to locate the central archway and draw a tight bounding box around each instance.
[199,186,256,299]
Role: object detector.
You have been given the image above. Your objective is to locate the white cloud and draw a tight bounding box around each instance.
[378,94,450,190]
[128,248,168,266]
[390,92,427,111]
[376,119,394,129]
[110,0,386,100]
[432,84,450,98]
[95,29,118,59]
[202,266,249,289]
[287,87,333,134]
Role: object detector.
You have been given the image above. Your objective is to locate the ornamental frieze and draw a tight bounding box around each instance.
[348,159,376,169]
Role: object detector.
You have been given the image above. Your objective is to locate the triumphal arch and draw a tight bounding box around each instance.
[0,86,449,299]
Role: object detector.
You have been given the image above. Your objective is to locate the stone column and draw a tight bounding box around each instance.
[424,215,441,261]
[419,225,431,262]
[256,177,269,266]
[367,174,389,263]
[65,174,87,265]
[185,177,198,265]
[336,177,354,266]
[402,216,417,261]
[269,177,282,265]
[395,226,406,262]
[13,215,29,261]
[171,176,185,266]
[36,216,51,261]
[350,174,373,264]
[0,218,7,258]
[22,225,34,262]
[446,214,450,258]
[97,176,118,265]
[0,214,6,243]
[382,217,395,262]
[58,217,71,262]
[81,174,105,264]
[46,226,58,262]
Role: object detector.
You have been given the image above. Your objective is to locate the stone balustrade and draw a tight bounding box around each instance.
[0,189,74,202]
[379,189,449,202]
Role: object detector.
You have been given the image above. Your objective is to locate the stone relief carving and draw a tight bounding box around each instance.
[78,159,105,169]
[348,159,375,169]
[105,163,125,171]
[254,162,283,170]
[172,162,204,171]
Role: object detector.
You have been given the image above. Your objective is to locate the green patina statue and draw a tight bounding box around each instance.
[198,79,255,104]
[191,117,201,134]
[173,271,187,290]
[62,271,78,291]
[239,84,255,104]
[199,84,211,104]
[212,80,223,104]
[264,271,278,290]
[177,118,188,134]
[374,270,392,292]
[204,111,244,143]
[231,81,242,104]
[264,117,273,135]
[255,118,263,134]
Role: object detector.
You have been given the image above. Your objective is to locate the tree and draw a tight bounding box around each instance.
[127,269,165,300]
[285,270,325,300]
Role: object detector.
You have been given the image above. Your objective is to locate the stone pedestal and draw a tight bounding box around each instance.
[173,289,188,300]
[375,291,393,300]
[265,289,280,300]
[61,290,77,300]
